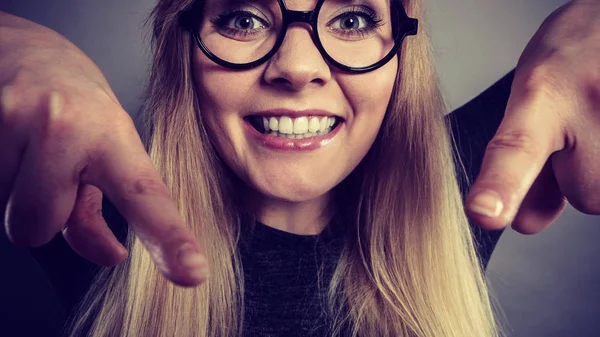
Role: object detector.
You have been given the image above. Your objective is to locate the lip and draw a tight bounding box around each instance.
[244,118,344,151]
[246,109,343,119]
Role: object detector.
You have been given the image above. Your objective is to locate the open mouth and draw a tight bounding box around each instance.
[245,115,343,139]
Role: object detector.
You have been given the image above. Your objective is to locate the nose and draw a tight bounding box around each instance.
[263,24,331,91]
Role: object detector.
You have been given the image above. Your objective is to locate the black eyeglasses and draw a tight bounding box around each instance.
[180,0,418,74]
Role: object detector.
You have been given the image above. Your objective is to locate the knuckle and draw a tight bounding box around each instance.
[42,98,78,138]
[0,84,27,129]
[0,86,13,127]
[73,191,103,219]
[42,92,129,151]
[487,130,542,157]
[516,64,564,101]
[123,175,170,200]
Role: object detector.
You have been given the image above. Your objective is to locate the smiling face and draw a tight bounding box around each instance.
[192,0,398,208]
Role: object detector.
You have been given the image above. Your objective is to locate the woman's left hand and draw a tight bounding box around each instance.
[465,0,600,234]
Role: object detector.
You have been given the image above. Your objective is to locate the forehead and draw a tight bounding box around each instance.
[202,0,391,11]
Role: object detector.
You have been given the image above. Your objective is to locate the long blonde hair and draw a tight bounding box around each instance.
[66,0,500,336]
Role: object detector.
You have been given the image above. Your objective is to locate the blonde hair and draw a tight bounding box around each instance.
[65,0,501,336]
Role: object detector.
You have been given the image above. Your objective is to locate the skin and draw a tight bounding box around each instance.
[465,0,600,233]
[0,0,598,287]
[193,0,397,235]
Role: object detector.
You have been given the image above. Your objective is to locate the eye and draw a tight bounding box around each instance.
[326,7,384,39]
[330,13,369,31]
[212,10,268,32]
[225,13,266,30]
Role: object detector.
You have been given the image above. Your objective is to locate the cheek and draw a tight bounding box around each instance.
[339,58,398,137]
[342,60,396,114]
[192,54,255,118]
[191,51,260,161]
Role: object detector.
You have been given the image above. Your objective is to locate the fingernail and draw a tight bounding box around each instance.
[177,244,209,280]
[470,191,503,218]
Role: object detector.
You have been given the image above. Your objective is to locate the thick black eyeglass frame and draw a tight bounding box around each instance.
[180,0,418,73]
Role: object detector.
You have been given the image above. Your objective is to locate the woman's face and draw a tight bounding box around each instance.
[192,0,398,203]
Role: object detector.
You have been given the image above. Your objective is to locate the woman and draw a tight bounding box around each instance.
[59,0,499,335]
[4,0,599,336]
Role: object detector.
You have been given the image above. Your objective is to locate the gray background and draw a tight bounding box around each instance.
[1,1,598,336]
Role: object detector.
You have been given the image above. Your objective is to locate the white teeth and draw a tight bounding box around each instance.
[319,117,328,132]
[254,115,339,135]
[279,116,293,134]
[269,117,279,131]
[293,116,308,134]
[308,117,320,133]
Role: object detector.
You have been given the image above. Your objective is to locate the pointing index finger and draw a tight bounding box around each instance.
[83,123,209,287]
[466,85,566,230]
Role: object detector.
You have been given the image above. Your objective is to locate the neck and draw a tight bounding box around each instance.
[243,188,334,236]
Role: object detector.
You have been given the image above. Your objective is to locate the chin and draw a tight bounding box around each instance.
[253,179,333,203]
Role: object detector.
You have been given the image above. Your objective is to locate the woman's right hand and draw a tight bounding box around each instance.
[0,12,208,287]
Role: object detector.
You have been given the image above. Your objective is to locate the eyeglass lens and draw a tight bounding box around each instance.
[198,0,400,69]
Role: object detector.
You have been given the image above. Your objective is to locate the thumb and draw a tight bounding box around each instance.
[466,87,565,230]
